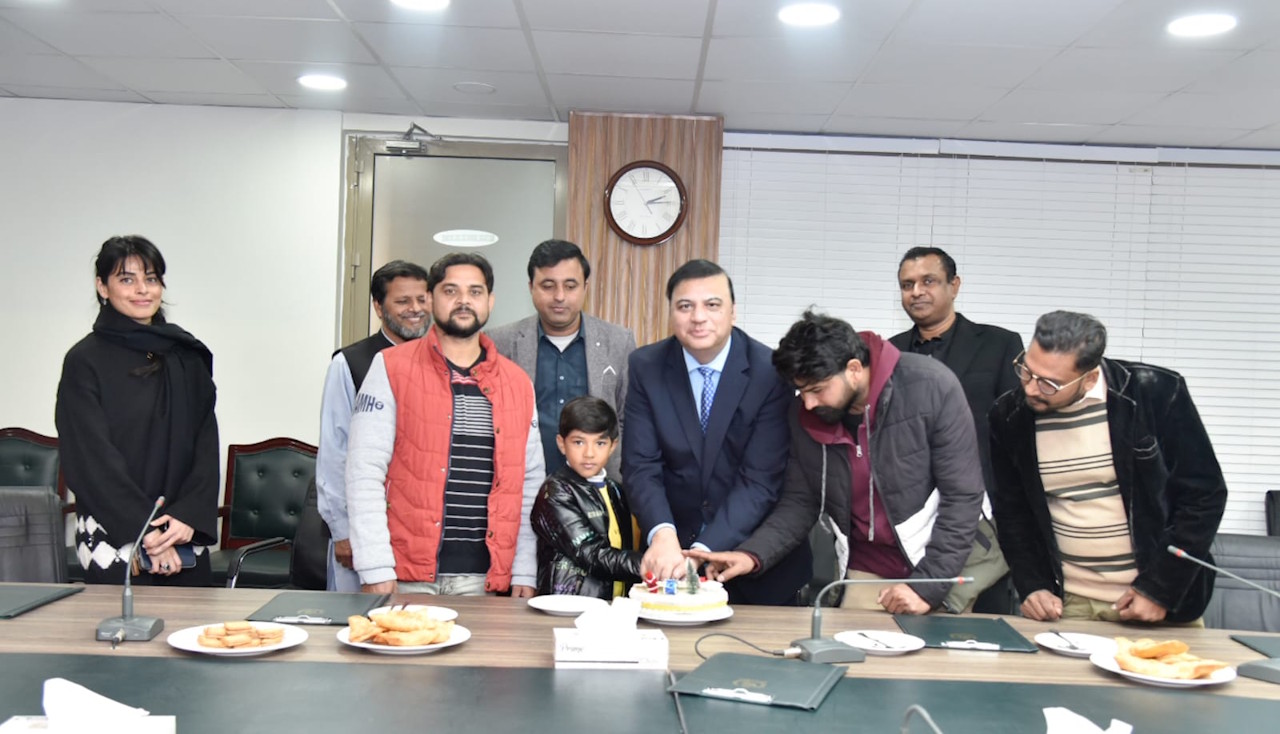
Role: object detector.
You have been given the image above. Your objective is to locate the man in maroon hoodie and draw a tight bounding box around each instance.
[687,311,986,613]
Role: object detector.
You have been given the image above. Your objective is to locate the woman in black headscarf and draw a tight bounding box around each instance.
[55,235,218,585]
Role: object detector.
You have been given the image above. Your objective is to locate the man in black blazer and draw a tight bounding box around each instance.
[890,247,1023,611]
[623,260,810,605]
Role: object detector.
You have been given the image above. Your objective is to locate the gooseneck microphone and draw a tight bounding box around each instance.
[1167,545,1280,601]
[792,576,973,664]
[96,496,167,645]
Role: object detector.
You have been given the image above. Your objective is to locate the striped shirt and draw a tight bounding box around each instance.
[436,356,496,575]
[1035,370,1137,602]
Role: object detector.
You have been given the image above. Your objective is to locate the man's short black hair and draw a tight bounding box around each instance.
[1033,310,1107,372]
[370,260,429,306]
[558,396,619,440]
[900,246,958,282]
[428,252,494,292]
[527,239,591,282]
[665,259,735,302]
[773,309,871,385]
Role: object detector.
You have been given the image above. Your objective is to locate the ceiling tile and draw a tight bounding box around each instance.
[548,74,693,115]
[1220,127,1280,150]
[416,99,555,121]
[234,60,404,97]
[722,111,826,133]
[532,31,702,79]
[2,83,147,103]
[1123,91,1280,129]
[861,43,1058,87]
[835,83,1007,120]
[704,35,877,83]
[0,0,152,9]
[353,23,533,71]
[979,89,1167,125]
[152,0,340,19]
[1077,0,1280,51]
[279,93,420,115]
[142,91,285,108]
[1023,47,1243,93]
[393,67,547,107]
[0,17,57,53]
[0,87,12,96]
[0,54,121,88]
[1086,123,1255,148]
[177,17,374,63]
[1185,50,1280,93]
[81,57,265,93]
[0,9,214,58]
[954,120,1110,144]
[712,0,913,39]
[823,116,968,138]
[525,0,708,35]
[697,80,850,116]
[892,0,1125,47]
[330,0,519,27]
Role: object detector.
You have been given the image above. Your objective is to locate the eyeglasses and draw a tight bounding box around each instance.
[1012,350,1090,397]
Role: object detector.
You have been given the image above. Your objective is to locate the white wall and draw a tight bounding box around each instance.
[0,98,343,456]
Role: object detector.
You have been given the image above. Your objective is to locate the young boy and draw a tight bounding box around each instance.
[531,396,641,599]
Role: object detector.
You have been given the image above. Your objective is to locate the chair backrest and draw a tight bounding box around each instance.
[221,438,317,550]
[0,428,62,496]
[1202,533,1280,632]
[1267,490,1279,537]
[288,477,330,590]
[0,486,66,583]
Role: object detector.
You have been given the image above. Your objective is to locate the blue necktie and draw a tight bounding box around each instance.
[698,366,716,433]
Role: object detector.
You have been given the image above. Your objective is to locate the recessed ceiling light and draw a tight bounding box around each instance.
[297,74,347,91]
[778,2,840,27]
[391,0,450,11]
[452,81,497,95]
[433,230,499,248]
[1166,13,1237,37]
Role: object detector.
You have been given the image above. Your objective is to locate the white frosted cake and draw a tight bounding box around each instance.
[629,577,728,613]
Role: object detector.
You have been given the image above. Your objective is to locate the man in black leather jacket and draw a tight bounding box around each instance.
[989,311,1227,624]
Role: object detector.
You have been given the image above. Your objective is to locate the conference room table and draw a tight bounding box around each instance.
[0,584,1276,732]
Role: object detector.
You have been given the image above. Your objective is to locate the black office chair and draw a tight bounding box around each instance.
[0,428,79,582]
[0,486,66,583]
[225,477,329,590]
[209,438,317,588]
[1266,491,1279,537]
[1202,533,1280,632]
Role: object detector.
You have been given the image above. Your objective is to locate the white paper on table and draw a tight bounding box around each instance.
[36,678,174,734]
[1043,706,1133,734]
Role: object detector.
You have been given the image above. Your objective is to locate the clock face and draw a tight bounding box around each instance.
[605,162,687,245]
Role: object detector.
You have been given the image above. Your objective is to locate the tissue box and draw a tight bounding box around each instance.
[553,628,669,670]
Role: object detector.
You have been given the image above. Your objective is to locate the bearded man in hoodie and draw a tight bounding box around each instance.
[687,310,987,614]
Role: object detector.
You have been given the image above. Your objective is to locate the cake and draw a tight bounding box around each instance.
[629,575,729,613]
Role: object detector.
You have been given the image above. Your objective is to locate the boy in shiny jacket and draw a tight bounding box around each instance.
[531,397,641,599]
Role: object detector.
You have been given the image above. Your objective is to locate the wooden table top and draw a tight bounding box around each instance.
[3,584,1277,701]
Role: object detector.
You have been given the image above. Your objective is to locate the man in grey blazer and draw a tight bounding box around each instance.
[487,239,637,479]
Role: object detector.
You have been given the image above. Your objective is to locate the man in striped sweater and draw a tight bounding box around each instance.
[989,311,1227,624]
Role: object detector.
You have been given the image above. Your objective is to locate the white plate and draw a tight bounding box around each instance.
[167,622,307,657]
[527,595,609,616]
[637,606,734,626]
[833,629,925,656]
[1035,631,1116,658]
[337,624,471,655]
[366,604,458,622]
[1089,651,1237,688]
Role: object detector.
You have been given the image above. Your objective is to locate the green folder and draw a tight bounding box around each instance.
[0,584,83,619]
[893,614,1038,653]
[1232,634,1280,658]
[668,653,844,710]
[247,591,390,625]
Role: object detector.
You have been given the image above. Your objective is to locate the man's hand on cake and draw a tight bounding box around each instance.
[877,584,931,615]
[642,528,687,579]
[682,549,757,582]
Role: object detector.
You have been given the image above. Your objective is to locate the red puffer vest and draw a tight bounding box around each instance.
[381,327,535,591]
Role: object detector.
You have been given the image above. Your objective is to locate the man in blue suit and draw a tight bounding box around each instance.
[623,259,810,605]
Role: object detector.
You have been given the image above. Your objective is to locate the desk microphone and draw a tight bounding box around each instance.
[1167,545,1280,685]
[792,576,974,664]
[96,496,166,645]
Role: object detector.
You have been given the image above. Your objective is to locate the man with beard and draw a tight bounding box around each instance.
[317,260,429,591]
[345,253,544,597]
[687,311,985,614]
[988,311,1226,624]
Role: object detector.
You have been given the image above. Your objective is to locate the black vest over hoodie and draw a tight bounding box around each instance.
[336,332,394,391]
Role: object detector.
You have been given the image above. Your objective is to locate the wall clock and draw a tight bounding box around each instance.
[603,160,688,246]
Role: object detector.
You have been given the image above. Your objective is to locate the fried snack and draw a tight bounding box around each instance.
[1113,637,1230,680]
[349,613,455,647]
[1129,637,1190,659]
[347,615,383,643]
[197,635,225,648]
[374,621,454,647]
[196,622,287,649]
[203,626,228,638]
[223,621,253,633]
[370,609,435,632]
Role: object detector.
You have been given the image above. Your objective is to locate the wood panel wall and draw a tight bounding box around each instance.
[566,112,724,347]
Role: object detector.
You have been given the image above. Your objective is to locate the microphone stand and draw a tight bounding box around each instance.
[96,497,167,645]
[1168,545,1280,685]
[791,576,974,664]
